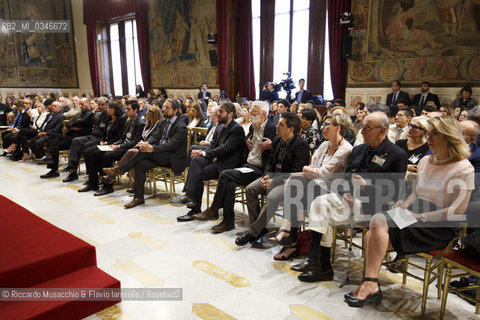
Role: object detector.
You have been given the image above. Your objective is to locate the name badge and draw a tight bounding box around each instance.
[126,132,132,139]
[372,155,385,166]
[99,123,105,128]
[0,111,4,115]
[408,154,420,164]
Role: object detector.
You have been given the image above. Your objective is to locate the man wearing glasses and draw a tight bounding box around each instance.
[388,109,412,143]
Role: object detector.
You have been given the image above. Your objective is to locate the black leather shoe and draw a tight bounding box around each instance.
[40,170,59,179]
[177,210,198,222]
[291,258,322,272]
[126,188,135,193]
[94,186,114,196]
[186,200,197,209]
[171,194,192,204]
[78,185,98,192]
[62,172,78,182]
[235,232,257,246]
[298,268,334,282]
[62,165,74,172]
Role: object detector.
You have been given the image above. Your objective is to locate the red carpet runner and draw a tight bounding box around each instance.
[0,195,121,319]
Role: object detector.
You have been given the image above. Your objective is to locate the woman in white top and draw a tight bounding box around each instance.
[271,113,353,260]
[345,116,474,308]
[235,105,251,136]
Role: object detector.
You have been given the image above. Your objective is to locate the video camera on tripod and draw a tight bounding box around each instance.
[271,72,296,102]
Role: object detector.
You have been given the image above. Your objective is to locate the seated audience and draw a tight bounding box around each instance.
[345,116,473,308]
[300,112,407,282]
[236,104,251,136]
[234,112,310,247]
[103,99,188,208]
[299,108,321,153]
[192,101,276,233]
[174,102,245,221]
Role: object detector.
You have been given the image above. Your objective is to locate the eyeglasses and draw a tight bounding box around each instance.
[408,124,424,131]
[426,130,439,139]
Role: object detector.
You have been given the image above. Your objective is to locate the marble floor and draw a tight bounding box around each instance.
[0,156,478,320]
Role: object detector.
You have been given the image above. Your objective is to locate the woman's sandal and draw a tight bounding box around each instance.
[344,277,382,308]
[268,229,292,246]
[273,243,299,261]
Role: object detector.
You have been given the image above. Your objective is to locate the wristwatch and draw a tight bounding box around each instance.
[420,213,427,222]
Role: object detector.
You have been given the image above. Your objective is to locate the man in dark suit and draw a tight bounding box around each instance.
[294,78,313,103]
[386,80,410,108]
[413,81,440,112]
[62,97,110,182]
[40,98,94,178]
[235,112,310,246]
[79,100,144,195]
[197,83,212,105]
[28,101,65,171]
[103,99,188,208]
[0,95,12,126]
[460,120,480,203]
[192,101,277,233]
[294,112,408,282]
[175,101,246,222]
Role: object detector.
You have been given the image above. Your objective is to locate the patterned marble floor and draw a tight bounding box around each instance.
[0,156,478,320]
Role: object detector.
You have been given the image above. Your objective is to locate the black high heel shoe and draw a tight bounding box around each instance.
[268,228,292,246]
[345,277,382,308]
[273,243,299,261]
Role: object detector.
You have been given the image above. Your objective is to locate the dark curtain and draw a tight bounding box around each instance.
[135,2,150,93]
[86,23,99,97]
[237,0,256,100]
[83,0,150,95]
[216,0,229,93]
[327,0,350,100]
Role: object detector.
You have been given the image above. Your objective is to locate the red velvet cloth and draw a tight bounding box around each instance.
[0,195,121,319]
[216,0,229,93]
[444,250,480,273]
[327,0,351,100]
[237,0,256,100]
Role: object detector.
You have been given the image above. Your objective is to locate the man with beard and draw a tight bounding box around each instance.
[192,101,276,233]
[413,81,440,115]
[174,101,245,221]
[103,99,188,208]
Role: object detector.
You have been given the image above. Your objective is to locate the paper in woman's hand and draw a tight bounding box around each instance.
[387,207,418,229]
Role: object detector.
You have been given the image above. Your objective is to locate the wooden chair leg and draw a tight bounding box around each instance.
[437,259,444,299]
[440,263,452,320]
[421,257,433,317]
[402,256,409,285]
[169,170,174,200]
[206,182,210,207]
[241,189,246,212]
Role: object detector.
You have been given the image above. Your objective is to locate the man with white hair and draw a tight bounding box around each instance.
[293,112,408,282]
[192,101,276,233]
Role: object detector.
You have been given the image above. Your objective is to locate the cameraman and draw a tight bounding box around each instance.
[259,82,279,103]
[294,78,313,103]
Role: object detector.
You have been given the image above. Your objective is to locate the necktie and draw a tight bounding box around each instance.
[160,121,171,144]
[419,95,425,108]
[395,127,402,142]
[392,92,398,106]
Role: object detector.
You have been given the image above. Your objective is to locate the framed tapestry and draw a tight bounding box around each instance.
[348,0,480,87]
[149,0,218,88]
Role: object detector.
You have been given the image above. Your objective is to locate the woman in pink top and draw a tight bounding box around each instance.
[345,116,474,308]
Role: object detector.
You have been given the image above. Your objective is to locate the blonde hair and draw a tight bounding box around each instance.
[410,116,429,143]
[146,105,162,129]
[427,116,470,160]
[323,113,352,137]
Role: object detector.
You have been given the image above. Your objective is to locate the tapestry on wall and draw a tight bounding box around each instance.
[348,0,480,87]
[149,0,218,88]
[0,0,78,88]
